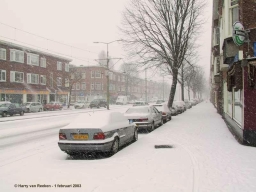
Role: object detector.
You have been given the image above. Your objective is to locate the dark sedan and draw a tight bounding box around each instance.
[0,103,25,117]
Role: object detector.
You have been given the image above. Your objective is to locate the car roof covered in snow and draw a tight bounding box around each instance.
[61,111,131,131]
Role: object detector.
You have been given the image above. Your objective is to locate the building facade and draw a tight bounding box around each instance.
[210,0,256,146]
[70,65,164,103]
[0,40,71,104]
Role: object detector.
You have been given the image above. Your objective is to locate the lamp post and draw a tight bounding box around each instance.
[93,40,121,110]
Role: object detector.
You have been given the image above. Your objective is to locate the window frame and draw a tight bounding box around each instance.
[0,69,6,82]
[95,71,102,78]
[76,83,80,90]
[229,0,239,36]
[57,77,62,86]
[40,75,46,85]
[10,71,24,83]
[0,48,6,60]
[27,53,39,66]
[27,73,39,84]
[10,49,24,63]
[57,61,62,71]
[65,63,69,72]
[40,57,46,68]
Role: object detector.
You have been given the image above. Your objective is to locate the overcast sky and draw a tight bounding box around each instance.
[0,0,212,82]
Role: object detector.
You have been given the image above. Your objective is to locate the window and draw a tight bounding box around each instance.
[40,75,46,85]
[10,71,24,83]
[57,61,62,70]
[57,77,62,86]
[229,0,239,35]
[27,73,39,84]
[82,73,86,79]
[40,58,46,68]
[0,48,6,60]
[233,89,242,124]
[65,63,69,72]
[91,71,95,78]
[27,53,39,66]
[50,73,53,87]
[118,76,120,81]
[95,83,101,90]
[81,83,86,90]
[91,83,94,90]
[0,70,6,81]
[95,71,102,78]
[76,83,80,90]
[10,49,24,63]
[65,78,69,87]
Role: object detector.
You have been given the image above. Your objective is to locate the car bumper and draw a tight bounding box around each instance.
[134,122,151,129]
[58,140,113,153]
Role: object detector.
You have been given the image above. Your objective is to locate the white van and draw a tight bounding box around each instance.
[116,96,128,105]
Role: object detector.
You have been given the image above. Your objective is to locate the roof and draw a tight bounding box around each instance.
[0,39,72,62]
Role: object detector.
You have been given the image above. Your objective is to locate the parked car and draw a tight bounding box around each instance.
[116,96,128,105]
[44,102,63,111]
[170,104,178,116]
[156,100,165,104]
[23,102,43,112]
[0,103,25,117]
[173,101,186,114]
[184,100,192,109]
[89,99,107,108]
[133,101,149,106]
[0,101,11,105]
[153,103,172,123]
[74,101,86,109]
[58,111,138,156]
[124,105,163,132]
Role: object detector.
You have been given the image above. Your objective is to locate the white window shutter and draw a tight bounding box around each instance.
[10,71,15,82]
[27,73,31,84]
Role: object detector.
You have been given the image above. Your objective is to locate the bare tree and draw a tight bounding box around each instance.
[64,65,83,108]
[120,63,139,96]
[190,66,206,99]
[120,0,205,108]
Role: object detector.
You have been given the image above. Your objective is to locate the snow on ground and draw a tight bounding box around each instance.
[0,102,256,192]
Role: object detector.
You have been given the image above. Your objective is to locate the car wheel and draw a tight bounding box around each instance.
[109,138,119,156]
[159,118,164,126]
[2,112,7,117]
[169,115,172,121]
[147,122,154,132]
[133,128,138,142]
[20,111,24,116]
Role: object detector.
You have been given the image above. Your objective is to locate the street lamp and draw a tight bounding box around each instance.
[93,40,122,110]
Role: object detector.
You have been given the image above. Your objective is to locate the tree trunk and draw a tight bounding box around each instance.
[181,63,184,101]
[188,85,190,101]
[167,72,178,108]
[68,88,72,109]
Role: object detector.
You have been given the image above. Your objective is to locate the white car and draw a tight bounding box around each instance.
[124,105,163,132]
[152,103,172,123]
[74,101,86,109]
[58,112,138,156]
[173,101,186,113]
[23,102,43,112]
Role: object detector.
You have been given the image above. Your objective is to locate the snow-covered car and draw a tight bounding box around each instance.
[74,101,86,109]
[133,101,149,106]
[124,105,163,132]
[156,100,165,104]
[173,101,186,114]
[184,100,192,109]
[23,102,43,112]
[152,103,172,123]
[58,111,138,156]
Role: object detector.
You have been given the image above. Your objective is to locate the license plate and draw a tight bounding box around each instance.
[73,134,89,140]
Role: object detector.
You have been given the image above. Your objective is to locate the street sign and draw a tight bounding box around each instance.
[232,21,246,46]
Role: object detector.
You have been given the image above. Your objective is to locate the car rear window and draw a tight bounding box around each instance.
[126,107,149,114]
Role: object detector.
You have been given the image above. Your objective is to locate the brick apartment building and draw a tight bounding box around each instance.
[70,65,163,103]
[0,40,71,104]
[210,0,256,145]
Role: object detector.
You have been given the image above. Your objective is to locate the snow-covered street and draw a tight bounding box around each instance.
[1,102,256,192]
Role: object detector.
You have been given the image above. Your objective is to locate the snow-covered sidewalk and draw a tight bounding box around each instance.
[1,102,256,192]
